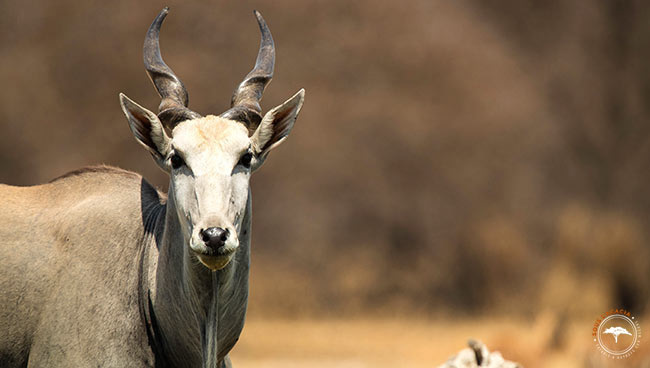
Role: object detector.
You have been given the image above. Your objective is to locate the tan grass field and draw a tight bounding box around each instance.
[231,317,649,368]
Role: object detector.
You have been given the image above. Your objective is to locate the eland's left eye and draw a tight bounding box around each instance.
[238,152,253,169]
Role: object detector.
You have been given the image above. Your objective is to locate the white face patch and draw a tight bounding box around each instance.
[169,116,252,269]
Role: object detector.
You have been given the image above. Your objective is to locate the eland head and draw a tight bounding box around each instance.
[119,7,304,271]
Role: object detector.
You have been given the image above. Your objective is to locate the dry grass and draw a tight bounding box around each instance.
[231,317,650,368]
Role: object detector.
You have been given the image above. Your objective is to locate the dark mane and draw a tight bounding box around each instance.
[48,165,141,183]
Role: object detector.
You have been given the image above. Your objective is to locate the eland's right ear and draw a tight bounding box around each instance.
[119,93,172,171]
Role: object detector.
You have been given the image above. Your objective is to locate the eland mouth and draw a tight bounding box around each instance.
[196,253,236,271]
[192,244,238,270]
[190,237,239,270]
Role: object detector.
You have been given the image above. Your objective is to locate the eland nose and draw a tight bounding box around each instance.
[200,227,229,249]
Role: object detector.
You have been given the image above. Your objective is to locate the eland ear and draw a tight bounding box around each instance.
[251,89,304,169]
[119,93,172,171]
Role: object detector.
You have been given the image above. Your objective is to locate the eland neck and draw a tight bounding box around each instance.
[144,189,252,367]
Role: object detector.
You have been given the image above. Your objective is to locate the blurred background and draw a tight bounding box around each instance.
[1,0,649,366]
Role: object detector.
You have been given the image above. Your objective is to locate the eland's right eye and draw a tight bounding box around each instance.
[171,153,185,169]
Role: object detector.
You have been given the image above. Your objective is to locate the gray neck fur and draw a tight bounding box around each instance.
[143,189,252,367]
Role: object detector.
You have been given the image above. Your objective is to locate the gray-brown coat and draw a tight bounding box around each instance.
[0,8,304,368]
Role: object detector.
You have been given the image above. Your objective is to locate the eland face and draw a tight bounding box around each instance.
[119,8,304,271]
[169,116,252,269]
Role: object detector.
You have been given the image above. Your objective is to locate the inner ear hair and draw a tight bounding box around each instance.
[119,93,171,159]
[254,89,305,155]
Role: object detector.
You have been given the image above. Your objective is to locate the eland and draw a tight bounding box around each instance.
[0,7,304,367]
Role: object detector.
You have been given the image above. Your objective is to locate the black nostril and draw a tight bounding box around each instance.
[200,229,210,242]
[219,228,229,242]
[200,227,228,249]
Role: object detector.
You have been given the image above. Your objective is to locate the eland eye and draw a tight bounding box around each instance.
[170,153,185,169]
[238,152,253,169]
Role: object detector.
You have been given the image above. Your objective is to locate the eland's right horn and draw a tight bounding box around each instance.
[144,7,202,129]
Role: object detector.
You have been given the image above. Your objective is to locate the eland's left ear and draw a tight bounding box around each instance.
[251,89,305,168]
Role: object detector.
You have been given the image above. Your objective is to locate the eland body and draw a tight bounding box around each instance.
[0,8,304,368]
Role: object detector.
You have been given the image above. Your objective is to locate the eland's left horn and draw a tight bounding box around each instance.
[220,10,275,132]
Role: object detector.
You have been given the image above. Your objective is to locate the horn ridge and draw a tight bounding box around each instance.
[143,7,201,128]
[230,10,275,107]
[221,10,276,131]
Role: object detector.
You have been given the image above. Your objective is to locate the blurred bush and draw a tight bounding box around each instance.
[0,0,648,318]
